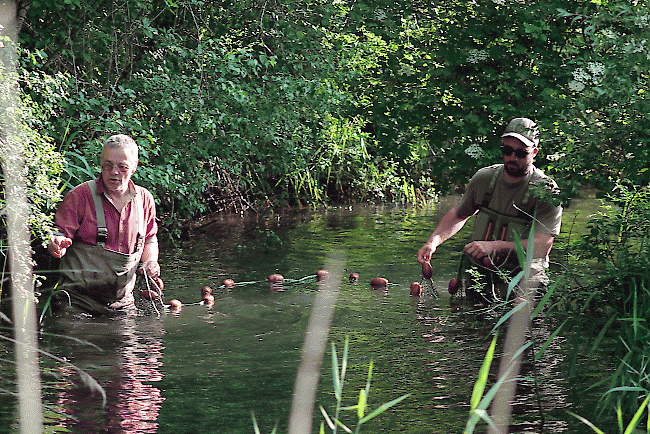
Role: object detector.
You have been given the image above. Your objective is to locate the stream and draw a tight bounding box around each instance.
[0,195,613,433]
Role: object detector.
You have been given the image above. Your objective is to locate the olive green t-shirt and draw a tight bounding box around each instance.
[457,164,562,237]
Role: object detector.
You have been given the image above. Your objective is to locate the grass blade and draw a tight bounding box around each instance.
[357,389,366,419]
[332,342,341,401]
[530,281,557,320]
[489,301,527,336]
[534,319,567,362]
[511,231,526,269]
[251,411,261,434]
[623,394,650,434]
[319,406,335,431]
[470,334,498,411]
[567,411,607,434]
[359,394,411,424]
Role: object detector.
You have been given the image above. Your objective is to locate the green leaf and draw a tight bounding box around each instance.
[623,394,650,434]
[357,389,367,419]
[319,406,335,430]
[332,342,341,401]
[534,319,567,361]
[511,230,526,269]
[470,334,498,411]
[567,411,607,434]
[359,394,411,424]
[465,342,532,433]
[489,301,527,336]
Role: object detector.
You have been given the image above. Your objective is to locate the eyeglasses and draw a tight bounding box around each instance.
[500,145,531,159]
[101,162,131,173]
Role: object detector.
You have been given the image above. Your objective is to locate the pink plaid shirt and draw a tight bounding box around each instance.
[54,177,158,254]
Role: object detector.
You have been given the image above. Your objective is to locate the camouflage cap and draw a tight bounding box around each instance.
[501,118,540,148]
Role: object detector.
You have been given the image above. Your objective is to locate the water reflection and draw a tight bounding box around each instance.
[43,314,165,433]
[0,199,610,433]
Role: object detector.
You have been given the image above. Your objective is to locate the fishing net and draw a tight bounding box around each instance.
[136,274,165,316]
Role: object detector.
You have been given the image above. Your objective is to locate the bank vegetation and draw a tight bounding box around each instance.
[1,0,650,431]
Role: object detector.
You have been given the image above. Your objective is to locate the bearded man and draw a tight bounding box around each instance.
[417,118,562,300]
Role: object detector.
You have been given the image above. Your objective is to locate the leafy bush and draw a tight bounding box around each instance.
[1,60,65,249]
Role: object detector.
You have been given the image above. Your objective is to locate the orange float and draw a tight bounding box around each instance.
[409,282,422,297]
[421,261,433,279]
[154,277,164,291]
[370,277,389,289]
[141,289,160,300]
[448,277,461,295]
[482,256,496,270]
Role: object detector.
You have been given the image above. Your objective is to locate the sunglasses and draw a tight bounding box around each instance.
[500,145,531,159]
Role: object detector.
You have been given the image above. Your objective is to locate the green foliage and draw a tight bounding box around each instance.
[251,337,410,434]
[19,0,391,228]
[578,182,650,270]
[336,0,650,205]
[16,0,650,222]
[1,58,65,249]
[550,182,650,423]
[319,338,410,434]
[569,394,650,434]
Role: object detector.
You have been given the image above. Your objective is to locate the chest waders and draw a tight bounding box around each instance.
[58,180,145,314]
[459,165,534,302]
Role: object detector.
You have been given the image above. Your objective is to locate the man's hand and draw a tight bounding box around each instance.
[47,235,72,258]
[140,260,160,278]
[417,243,437,265]
[464,240,499,260]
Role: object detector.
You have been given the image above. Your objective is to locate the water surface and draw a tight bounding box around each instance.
[0,196,612,433]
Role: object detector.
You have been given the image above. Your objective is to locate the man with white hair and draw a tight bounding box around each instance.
[48,134,160,313]
[417,118,563,300]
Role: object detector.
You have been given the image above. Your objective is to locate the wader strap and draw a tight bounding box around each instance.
[480,164,535,220]
[87,180,108,247]
[134,186,145,252]
[480,165,503,209]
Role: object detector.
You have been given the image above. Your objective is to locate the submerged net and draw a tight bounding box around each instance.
[137,275,165,316]
[420,278,440,299]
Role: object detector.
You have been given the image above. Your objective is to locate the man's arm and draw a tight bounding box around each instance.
[463,232,555,262]
[417,206,472,264]
[140,239,160,277]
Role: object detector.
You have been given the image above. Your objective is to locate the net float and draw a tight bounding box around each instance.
[316,270,329,282]
[268,274,284,283]
[222,279,235,289]
[141,289,159,300]
[349,272,360,283]
[421,261,433,279]
[201,286,212,296]
[370,277,389,289]
[410,282,422,297]
[202,293,215,305]
[482,256,496,270]
[169,299,183,310]
[154,277,164,291]
[448,277,461,295]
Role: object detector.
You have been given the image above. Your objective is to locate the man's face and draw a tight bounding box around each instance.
[501,136,537,178]
[101,147,137,194]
